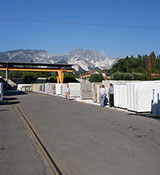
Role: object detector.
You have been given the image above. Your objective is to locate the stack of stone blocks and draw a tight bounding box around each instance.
[30,80,160,115]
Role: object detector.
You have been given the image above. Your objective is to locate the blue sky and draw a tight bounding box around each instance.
[0,0,160,58]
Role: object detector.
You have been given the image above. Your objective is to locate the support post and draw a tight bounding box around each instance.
[58,69,64,84]
[147,56,152,80]
[56,72,60,83]
[6,67,8,82]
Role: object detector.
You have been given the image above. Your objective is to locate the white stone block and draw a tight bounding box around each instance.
[152,88,160,115]
[32,84,40,92]
[103,80,140,97]
[133,81,160,112]
[68,83,81,97]
[97,85,101,104]
[121,85,127,109]
[56,84,62,95]
[114,85,118,107]
[61,84,67,96]
[17,84,31,92]
[114,85,127,109]
[113,81,160,113]
[45,83,55,94]
[80,82,92,100]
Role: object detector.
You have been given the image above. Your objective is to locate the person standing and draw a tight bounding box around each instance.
[99,85,106,107]
[108,83,114,107]
[65,84,70,101]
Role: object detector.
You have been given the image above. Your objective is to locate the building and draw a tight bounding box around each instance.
[82,70,99,79]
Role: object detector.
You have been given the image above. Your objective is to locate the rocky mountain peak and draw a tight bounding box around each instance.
[69,48,84,55]
[0,49,118,71]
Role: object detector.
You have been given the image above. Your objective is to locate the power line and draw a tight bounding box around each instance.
[0,17,160,30]
[80,0,160,7]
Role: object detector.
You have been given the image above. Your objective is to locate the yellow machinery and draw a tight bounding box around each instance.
[0,62,74,83]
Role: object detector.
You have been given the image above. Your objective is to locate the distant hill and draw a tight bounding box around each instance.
[0,49,118,71]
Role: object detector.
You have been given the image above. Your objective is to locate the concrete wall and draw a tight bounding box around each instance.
[80,82,92,100]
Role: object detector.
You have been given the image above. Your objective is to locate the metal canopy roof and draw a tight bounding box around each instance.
[0,61,73,68]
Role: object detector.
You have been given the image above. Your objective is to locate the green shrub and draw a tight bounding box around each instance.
[123,73,134,80]
[111,72,143,80]
[23,72,38,84]
[89,73,105,82]
[132,72,143,80]
[152,76,160,80]
[111,72,124,80]
[47,75,57,82]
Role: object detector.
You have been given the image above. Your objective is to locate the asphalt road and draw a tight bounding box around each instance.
[11,92,160,175]
[0,95,54,175]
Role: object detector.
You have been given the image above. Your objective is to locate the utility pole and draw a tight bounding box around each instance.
[147,56,152,80]
[106,68,108,80]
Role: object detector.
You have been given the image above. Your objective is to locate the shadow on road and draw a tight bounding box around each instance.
[3,97,17,101]
[4,91,27,96]
[0,109,8,112]
[128,113,160,120]
[0,100,20,106]
[0,92,23,106]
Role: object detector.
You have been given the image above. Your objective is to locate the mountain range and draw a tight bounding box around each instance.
[0,49,119,71]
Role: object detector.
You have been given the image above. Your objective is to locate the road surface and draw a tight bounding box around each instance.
[1,92,160,175]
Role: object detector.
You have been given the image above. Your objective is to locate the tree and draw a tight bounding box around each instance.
[123,73,134,80]
[22,72,38,84]
[111,72,124,80]
[111,52,160,78]
[88,73,104,82]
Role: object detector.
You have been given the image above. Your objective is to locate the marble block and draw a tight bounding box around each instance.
[56,84,62,95]
[80,82,92,100]
[92,83,102,103]
[120,85,127,108]
[17,84,31,92]
[97,85,102,104]
[61,84,67,96]
[132,81,160,112]
[52,83,56,94]
[151,85,160,115]
[114,85,119,107]
[68,83,81,97]
[32,84,40,92]
[45,83,55,94]
[39,84,43,92]
[114,85,127,109]
[103,80,140,96]
[42,83,45,92]
[113,81,160,113]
